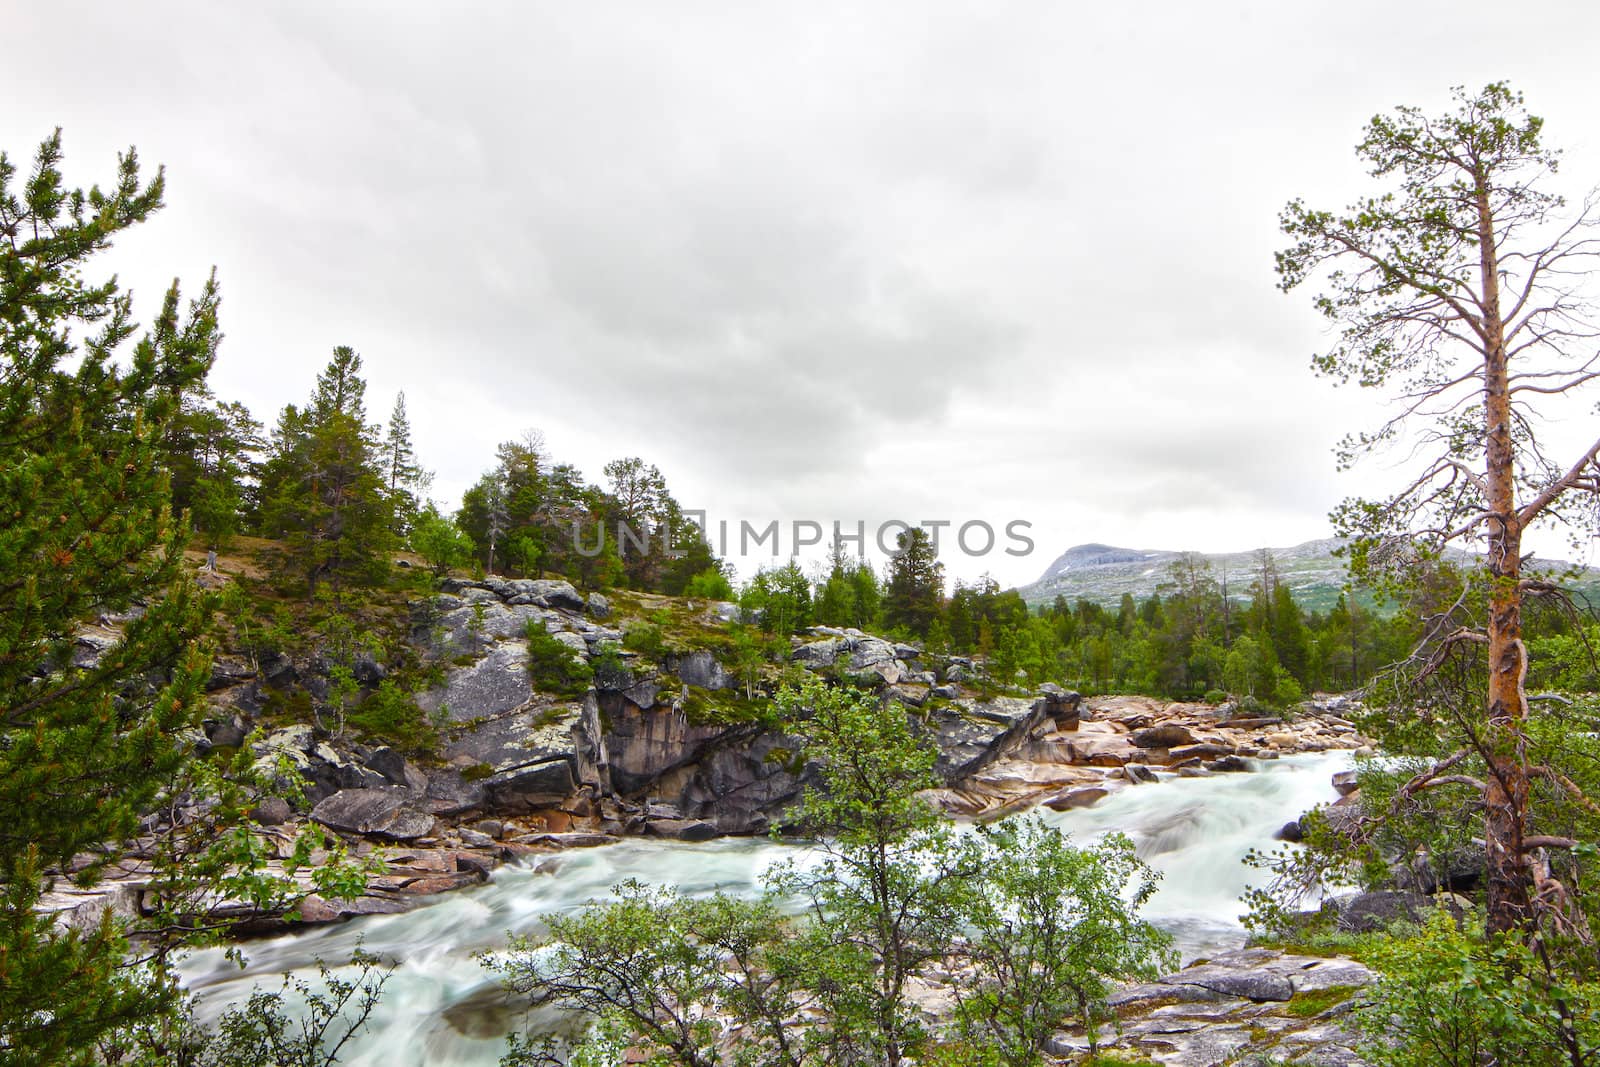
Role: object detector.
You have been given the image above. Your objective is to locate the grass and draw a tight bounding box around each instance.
[1250,923,1419,964]
[1081,1052,1161,1066]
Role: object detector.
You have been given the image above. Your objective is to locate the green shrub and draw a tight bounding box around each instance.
[622,621,666,663]
[1354,911,1600,1067]
[525,621,592,698]
[590,642,631,691]
[346,680,439,755]
[1202,689,1227,705]
[684,565,735,601]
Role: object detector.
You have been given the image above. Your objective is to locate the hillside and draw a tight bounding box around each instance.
[1016,538,1356,611]
[1017,536,1600,614]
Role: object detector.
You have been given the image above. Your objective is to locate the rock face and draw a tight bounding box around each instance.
[184,572,1373,935]
[1089,949,1374,1066]
[418,642,533,723]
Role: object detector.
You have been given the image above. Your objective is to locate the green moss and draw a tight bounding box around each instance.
[1284,984,1363,1018]
[679,686,774,727]
[461,761,495,782]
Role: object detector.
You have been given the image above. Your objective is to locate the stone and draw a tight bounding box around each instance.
[457,828,496,849]
[1123,763,1158,784]
[1275,820,1305,842]
[416,642,532,723]
[1044,786,1109,811]
[471,818,505,839]
[1206,755,1252,773]
[645,818,720,842]
[425,773,488,816]
[485,759,579,810]
[352,652,387,686]
[204,717,248,749]
[251,797,293,826]
[364,746,428,791]
[296,894,412,924]
[1334,890,1440,932]
[1331,769,1359,796]
[931,684,960,700]
[553,630,590,658]
[311,787,438,840]
[1161,958,1294,1002]
[792,638,842,668]
[586,592,612,619]
[673,650,731,690]
[1132,724,1197,748]
[1169,742,1236,761]
[518,832,617,849]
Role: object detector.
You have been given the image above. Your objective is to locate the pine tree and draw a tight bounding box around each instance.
[380,391,425,536]
[260,347,394,594]
[882,528,943,638]
[0,132,217,1063]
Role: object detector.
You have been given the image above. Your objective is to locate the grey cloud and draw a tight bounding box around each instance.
[7,0,1600,587]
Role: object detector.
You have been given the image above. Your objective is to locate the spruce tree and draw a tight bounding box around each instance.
[882,528,943,638]
[260,347,394,594]
[0,132,217,1063]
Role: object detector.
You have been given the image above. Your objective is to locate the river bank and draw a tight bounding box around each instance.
[178,749,1359,1066]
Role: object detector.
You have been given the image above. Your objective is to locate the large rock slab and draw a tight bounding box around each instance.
[671,650,732,690]
[421,595,549,656]
[417,642,532,723]
[311,787,437,841]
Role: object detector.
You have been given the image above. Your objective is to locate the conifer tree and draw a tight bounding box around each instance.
[882,528,943,638]
[0,132,217,1063]
[260,347,394,594]
[380,391,426,535]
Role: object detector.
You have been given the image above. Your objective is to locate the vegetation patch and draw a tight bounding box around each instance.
[1284,984,1363,1018]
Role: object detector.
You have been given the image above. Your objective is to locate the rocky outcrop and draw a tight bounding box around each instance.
[1083,949,1375,1066]
[181,571,1372,935]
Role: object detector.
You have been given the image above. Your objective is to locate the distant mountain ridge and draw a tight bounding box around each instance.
[1017,536,1600,613]
[1019,537,1355,611]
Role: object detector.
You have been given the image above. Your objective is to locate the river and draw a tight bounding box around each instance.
[179,750,1352,1064]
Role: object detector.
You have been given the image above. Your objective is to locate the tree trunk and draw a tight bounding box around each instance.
[1477,176,1533,935]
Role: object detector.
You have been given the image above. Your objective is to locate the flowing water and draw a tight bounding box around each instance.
[179,750,1352,1064]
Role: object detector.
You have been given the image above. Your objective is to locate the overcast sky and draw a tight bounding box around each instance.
[9,1,1600,586]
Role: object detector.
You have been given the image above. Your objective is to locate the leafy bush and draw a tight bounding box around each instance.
[1202,689,1227,705]
[621,621,666,663]
[956,820,1177,1062]
[525,621,593,698]
[1354,911,1600,1067]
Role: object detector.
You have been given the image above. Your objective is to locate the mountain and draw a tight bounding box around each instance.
[1017,538,1357,611]
[1017,537,1600,614]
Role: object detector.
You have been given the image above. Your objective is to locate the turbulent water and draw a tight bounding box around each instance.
[179,750,1352,1065]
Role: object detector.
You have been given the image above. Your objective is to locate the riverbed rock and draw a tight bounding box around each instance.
[311,787,438,841]
[672,650,732,690]
[1133,724,1197,749]
[646,818,720,842]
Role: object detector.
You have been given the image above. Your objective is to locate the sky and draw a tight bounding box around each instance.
[8,1,1600,587]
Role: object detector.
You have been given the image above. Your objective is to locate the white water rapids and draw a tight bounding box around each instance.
[179,750,1352,1064]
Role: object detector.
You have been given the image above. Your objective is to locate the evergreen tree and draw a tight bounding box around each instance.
[0,132,217,1063]
[380,391,426,536]
[260,347,394,594]
[882,528,943,638]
